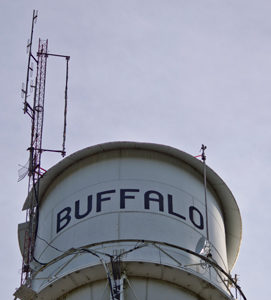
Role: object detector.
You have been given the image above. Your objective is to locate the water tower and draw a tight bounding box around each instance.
[15,141,246,300]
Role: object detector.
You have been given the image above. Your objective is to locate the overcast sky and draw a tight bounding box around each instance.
[1,0,270,299]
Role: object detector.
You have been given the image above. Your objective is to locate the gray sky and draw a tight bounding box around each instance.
[1,0,270,298]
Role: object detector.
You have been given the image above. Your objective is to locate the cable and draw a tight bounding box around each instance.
[32,255,47,266]
[36,234,65,253]
[114,241,146,260]
[62,57,69,157]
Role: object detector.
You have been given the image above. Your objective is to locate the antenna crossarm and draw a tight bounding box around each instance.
[30,54,38,63]
[37,52,70,60]
[27,147,66,155]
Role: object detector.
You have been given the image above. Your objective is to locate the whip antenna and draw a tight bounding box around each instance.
[200,144,209,242]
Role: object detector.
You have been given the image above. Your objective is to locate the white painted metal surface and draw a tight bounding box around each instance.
[63,277,206,300]
[18,142,242,299]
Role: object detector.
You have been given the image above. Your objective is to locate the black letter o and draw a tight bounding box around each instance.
[189,206,204,230]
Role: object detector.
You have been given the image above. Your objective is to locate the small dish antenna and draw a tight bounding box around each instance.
[195,236,207,254]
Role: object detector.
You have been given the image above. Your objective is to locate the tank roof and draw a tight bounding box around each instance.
[23,141,242,270]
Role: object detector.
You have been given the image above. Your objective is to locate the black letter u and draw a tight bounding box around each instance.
[75,195,92,219]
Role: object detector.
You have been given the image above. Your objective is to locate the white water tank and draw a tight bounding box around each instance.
[17,141,243,300]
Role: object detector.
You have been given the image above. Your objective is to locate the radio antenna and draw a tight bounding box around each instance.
[19,10,70,287]
[200,144,209,242]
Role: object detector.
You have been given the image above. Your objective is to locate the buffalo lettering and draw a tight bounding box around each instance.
[56,188,205,233]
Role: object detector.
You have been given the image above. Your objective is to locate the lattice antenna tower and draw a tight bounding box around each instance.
[20,10,70,287]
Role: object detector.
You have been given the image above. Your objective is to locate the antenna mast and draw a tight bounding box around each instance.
[20,10,70,287]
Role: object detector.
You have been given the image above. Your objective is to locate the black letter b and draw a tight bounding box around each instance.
[56,207,71,233]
